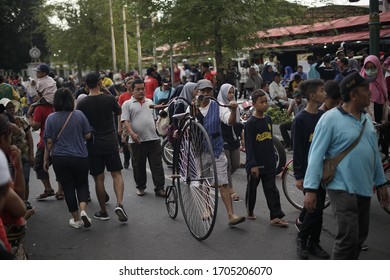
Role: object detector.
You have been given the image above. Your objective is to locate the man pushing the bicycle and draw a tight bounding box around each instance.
[194,79,245,227]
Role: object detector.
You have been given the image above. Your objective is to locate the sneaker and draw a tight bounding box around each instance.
[155,189,166,197]
[80,210,92,228]
[93,211,110,221]
[308,243,330,259]
[115,205,128,222]
[297,238,309,259]
[361,243,369,251]
[124,160,129,169]
[295,217,303,232]
[69,218,83,229]
[136,189,145,196]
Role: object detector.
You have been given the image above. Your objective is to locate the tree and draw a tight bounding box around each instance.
[155,0,306,71]
[0,0,46,73]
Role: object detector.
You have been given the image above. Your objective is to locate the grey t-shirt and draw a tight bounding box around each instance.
[121,96,159,143]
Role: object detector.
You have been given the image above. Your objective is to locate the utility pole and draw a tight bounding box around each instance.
[369,0,380,57]
[109,0,117,72]
[136,15,142,75]
[123,5,129,73]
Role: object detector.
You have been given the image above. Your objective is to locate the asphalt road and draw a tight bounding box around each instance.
[23,130,390,260]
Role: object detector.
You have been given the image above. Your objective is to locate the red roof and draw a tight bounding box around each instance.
[253,29,390,49]
[257,11,390,39]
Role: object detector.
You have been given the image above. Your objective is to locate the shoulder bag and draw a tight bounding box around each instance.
[321,118,366,184]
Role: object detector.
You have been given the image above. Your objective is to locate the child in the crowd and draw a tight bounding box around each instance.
[244,89,288,227]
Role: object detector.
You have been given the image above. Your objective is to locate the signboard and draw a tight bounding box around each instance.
[296,53,313,73]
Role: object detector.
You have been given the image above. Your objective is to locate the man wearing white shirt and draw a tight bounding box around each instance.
[269,73,289,108]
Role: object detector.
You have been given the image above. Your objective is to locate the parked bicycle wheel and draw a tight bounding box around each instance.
[273,136,286,174]
[381,164,390,214]
[282,159,330,210]
[165,184,178,219]
[162,137,174,166]
[174,121,218,241]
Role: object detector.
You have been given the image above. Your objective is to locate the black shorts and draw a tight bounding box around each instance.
[89,152,123,176]
[33,146,50,180]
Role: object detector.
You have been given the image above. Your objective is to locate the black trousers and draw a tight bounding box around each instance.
[130,140,165,191]
[298,187,326,244]
[246,171,285,220]
[52,156,90,213]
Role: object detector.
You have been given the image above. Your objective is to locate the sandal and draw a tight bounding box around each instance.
[270,218,289,227]
[247,215,257,220]
[36,189,55,201]
[55,192,65,200]
[230,192,240,201]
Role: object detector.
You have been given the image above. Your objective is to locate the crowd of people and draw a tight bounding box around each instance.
[0,48,390,260]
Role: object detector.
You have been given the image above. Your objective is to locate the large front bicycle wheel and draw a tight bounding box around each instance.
[162,137,174,167]
[282,160,330,210]
[380,164,390,214]
[174,121,218,241]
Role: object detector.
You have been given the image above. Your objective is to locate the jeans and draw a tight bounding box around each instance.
[130,140,165,191]
[328,189,371,259]
[245,171,285,220]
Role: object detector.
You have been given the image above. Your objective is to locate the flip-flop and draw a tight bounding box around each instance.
[228,216,246,226]
[55,192,65,200]
[247,215,257,220]
[270,218,289,227]
[231,192,240,201]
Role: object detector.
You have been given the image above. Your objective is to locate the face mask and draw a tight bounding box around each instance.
[365,69,378,77]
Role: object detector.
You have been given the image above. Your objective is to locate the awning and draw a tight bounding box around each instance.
[254,29,390,49]
[257,11,390,39]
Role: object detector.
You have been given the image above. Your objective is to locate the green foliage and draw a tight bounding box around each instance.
[266,106,292,125]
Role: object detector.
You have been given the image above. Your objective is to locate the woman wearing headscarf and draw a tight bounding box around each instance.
[360,55,388,123]
[261,64,276,84]
[282,66,293,87]
[217,84,243,201]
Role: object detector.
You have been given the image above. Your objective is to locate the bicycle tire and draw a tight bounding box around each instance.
[174,121,218,241]
[282,160,330,210]
[165,184,178,219]
[162,137,174,166]
[273,136,286,174]
[380,164,390,215]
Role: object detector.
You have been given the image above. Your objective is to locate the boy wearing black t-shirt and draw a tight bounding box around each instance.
[244,90,288,227]
[291,79,329,259]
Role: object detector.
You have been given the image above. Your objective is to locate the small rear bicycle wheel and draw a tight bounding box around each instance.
[282,160,330,210]
[165,185,178,219]
[380,164,390,215]
[174,121,218,241]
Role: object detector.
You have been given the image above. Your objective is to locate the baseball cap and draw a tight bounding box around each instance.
[0,98,20,112]
[0,149,11,187]
[162,77,171,85]
[34,63,50,74]
[340,71,375,96]
[293,91,302,98]
[85,72,102,88]
[197,79,213,90]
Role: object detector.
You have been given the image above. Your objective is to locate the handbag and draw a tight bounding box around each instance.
[321,118,366,184]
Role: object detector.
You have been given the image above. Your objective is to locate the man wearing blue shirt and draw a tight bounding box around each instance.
[303,71,389,259]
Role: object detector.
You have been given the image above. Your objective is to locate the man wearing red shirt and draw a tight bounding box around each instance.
[118,77,134,169]
[144,67,158,100]
[201,62,216,88]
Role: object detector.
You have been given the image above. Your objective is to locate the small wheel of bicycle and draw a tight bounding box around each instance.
[273,136,286,174]
[174,121,218,241]
[162,137,174,167]
[282,160,330,210]
[165,185,178,219]
[380,165,390,214]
